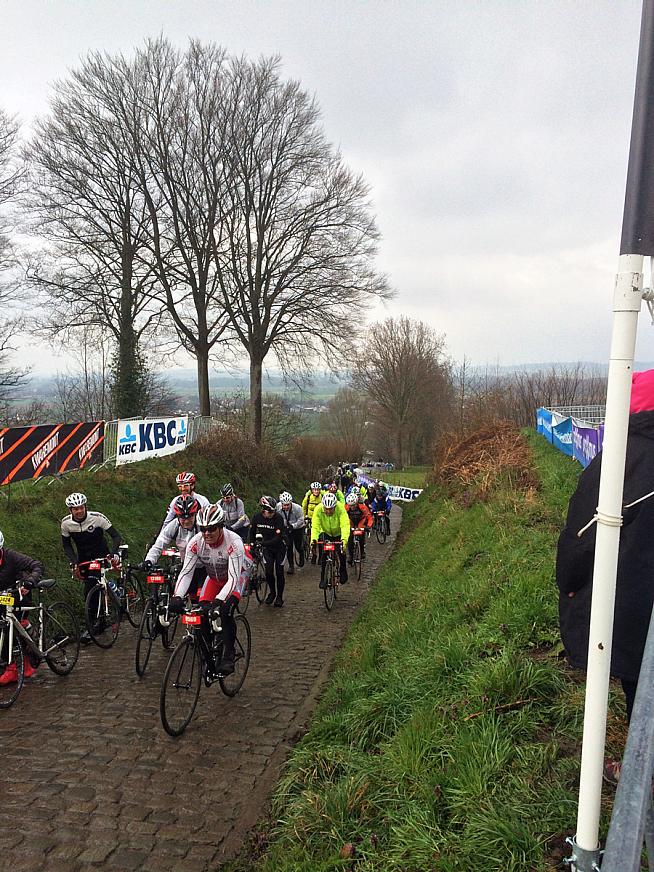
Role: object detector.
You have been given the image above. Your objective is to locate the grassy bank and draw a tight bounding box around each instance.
[0,429,306,610]
[383,465,430,488]
[246,432,625,871]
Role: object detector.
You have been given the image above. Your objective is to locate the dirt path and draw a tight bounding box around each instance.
[0,506,401,871]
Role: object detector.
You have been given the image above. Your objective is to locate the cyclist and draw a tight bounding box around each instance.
[249,496,286,607]
[169,504,244,677]
[311,492,350,589]
[371,482,392,536]
[219,483,250,542]
[325,480,345,504]
[0,529,44,685]
[345,491,373,564]
[162,471,210,525]
[61,493,123,644]
[365,480,377,508]
[302,482,324,564]
[276,491,305,575]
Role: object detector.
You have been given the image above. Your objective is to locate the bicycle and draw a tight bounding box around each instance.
[321,539,342,611]
[159,603,251,736]
[135,549,182,677]
[250,538,269,604]
[374,511,388,545]
[78,550,144,648]
[0,580,80,709]
[351,528,365,581]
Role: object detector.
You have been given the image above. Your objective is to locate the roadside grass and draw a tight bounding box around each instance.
[248,432,621,871]
[0,429,305,614]
[383,465,430,488]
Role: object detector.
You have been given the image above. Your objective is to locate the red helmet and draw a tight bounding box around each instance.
[176,471,196,487]
[173,494,200,519]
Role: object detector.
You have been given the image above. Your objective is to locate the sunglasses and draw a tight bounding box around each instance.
[199,525,222,533]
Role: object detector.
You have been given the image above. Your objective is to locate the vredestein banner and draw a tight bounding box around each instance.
[115,416,189,466]
[0,421,105,486]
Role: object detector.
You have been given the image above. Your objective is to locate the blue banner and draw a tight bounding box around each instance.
[537,408,553,441]
[552,416,573,456]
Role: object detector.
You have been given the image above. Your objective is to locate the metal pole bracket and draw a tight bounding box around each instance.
[563,836,603,871]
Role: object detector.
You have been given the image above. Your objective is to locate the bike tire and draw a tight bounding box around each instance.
[135,598,156,677]
[254,561,268,604]
[160,636,202,737]
[219,614,252,697]
[0,633,25,708]
[162,611,179,650]
[124,570,146,628]
[43,601,80,676]
[354,539,363,581]
[323,559,335,611]
[85,584,121,649]
[375,518,387,545]
[237,583,250,615]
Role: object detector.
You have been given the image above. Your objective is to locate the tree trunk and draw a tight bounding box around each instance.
[197,348,211,416]
[250,352,263,444]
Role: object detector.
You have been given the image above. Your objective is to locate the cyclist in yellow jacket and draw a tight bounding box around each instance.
[311,492,350,588]
[302,482,324,564]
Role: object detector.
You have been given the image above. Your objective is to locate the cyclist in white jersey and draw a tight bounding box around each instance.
[170,504,244,675]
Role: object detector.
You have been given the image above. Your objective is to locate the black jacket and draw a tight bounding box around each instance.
[557,410,654,682]
[0,548,44,591]
[249,511,285,551]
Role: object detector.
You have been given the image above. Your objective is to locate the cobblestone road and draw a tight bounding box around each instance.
[0,506,401,871]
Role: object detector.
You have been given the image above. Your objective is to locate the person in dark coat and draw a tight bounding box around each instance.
[557,407,654,726]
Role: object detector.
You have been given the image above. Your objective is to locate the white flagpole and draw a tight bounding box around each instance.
[570,1,654,866]
[573,255,643,864]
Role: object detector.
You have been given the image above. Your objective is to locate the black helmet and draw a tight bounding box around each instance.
[221,482,234,497]
[174,494,200,520]
[259,495,276,512]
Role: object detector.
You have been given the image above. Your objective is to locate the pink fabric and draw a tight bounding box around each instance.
[630,370,654,413]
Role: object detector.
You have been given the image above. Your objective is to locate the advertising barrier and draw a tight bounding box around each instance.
[537,407,605,469]
[536,407,553,441]
[355,470,423,502]
[0,422,105,486]
[116,416,189,466]
[552,416,574,457]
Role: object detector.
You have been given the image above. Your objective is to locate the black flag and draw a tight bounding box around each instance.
[621,0,654,255]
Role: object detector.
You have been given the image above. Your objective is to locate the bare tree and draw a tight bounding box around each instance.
[212,55,391,442]
[0,107,28,399]
[353,317,453,466]
[117,38,233,416]
[321,387,370,459]
[24,57,162,417]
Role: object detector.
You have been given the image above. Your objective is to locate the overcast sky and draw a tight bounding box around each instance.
[1,0,650,373]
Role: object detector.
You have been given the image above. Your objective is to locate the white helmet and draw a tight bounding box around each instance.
[350,486,360,495]
[0,530,4,550]
[65,492,88,508]
[279,491,293,505]
[310,481,322,491]
[321,493,337,509]
[197,504,225,529]
[346,493,359,506]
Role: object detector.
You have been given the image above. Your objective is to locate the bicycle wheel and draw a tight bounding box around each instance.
[0,630,25,708]
[353,538,363,581]
[303,536,311,564]
[254,562,268,604]
[219,614,251,697]
[160,636,202,736]
[135,598,156,677]
[375,517,387,545]
[123,571,145,628]
[85,584,121,649]
[323,559,335,611]
[162,609,179,650]
[237,582,250,615]
[43,601,80,675]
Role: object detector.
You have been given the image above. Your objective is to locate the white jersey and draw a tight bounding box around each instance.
[163,491,210,525]
[174,528,245,601]
[145,519,197,566]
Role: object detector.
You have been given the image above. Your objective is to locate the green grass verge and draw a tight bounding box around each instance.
[383,466,430,488]
[246,432,623,871]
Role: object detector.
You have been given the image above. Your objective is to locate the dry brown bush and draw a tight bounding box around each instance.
[432,420,539,503]
[291,435,351,480]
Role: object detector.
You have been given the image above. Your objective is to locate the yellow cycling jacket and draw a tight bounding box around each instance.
[311,502,350,544]
[302,489,324,521]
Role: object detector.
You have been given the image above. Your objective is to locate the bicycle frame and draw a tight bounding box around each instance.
[0,592,66,663]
